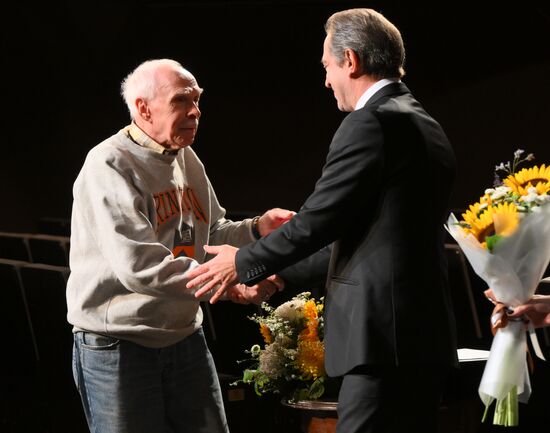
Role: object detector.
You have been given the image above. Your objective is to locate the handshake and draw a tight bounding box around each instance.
[224,276,285,305]
[187,207,294,305]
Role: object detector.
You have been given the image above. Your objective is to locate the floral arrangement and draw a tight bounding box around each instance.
[234,292,327,402]
[447,149,550,426]
[456,150,550,250]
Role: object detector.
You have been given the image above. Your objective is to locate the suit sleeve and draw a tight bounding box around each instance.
[277,245,331,291]
[237,110,385,285]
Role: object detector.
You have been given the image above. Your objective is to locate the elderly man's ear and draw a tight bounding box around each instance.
[136,98,151,121]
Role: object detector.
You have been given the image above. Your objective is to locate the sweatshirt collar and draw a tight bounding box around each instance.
[125,122,179,155]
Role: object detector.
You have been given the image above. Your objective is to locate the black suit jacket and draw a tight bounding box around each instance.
[237,82,458,376]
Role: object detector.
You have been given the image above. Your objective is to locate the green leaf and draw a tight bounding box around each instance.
[242,369,256,383]
[486,234,503,252]
[308,377,325,400]
[253,381,263,397]
[293,388,309,402]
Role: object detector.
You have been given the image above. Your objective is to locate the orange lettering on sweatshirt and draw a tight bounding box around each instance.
[153,186,207,228]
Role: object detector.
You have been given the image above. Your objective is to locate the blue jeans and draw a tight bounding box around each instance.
[72,328,229,433]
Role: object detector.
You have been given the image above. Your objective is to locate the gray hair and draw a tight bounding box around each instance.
[120,58,185,119]
[325,8,405,79]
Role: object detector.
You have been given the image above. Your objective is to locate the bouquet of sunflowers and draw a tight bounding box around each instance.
[446,150,550,426]
[235,292,327,402]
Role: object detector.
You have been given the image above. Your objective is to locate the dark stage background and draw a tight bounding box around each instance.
[2,2,550,432]
[2,0,549,231]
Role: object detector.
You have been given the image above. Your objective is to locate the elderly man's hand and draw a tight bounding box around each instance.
[226,277,284,305]
[257,208,295,236]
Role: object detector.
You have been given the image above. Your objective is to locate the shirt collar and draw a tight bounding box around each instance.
[354,78,400,110]
[125,122,179,155]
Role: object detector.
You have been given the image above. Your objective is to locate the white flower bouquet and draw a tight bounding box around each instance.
[446,150,550,426]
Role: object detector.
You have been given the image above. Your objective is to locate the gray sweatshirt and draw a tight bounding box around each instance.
[66,126,255,348]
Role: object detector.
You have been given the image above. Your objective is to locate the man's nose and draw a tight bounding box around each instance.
[188,103,201,119]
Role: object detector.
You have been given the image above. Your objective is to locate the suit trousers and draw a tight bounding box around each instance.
[336,364,450,433]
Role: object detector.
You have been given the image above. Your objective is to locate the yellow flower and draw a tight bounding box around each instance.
[503,164,550,195]
[296,340,325,379]
[462,202,519,248]
[303,300,318,321]
[260,323,272,344]
[300,300,319,342]
[462,199,489,225]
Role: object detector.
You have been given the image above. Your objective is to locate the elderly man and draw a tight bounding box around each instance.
[67,58,290,433]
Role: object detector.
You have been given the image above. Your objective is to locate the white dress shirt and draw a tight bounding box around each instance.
[355,78,400,110]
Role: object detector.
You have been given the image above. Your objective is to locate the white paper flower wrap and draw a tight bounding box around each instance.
[446,204,550,407]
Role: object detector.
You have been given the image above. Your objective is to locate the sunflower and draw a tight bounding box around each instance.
[463,202,520,248]
[503,164,550,195]
[461,198,489,226]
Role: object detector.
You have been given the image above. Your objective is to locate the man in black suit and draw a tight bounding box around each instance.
[188,8,457,433]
